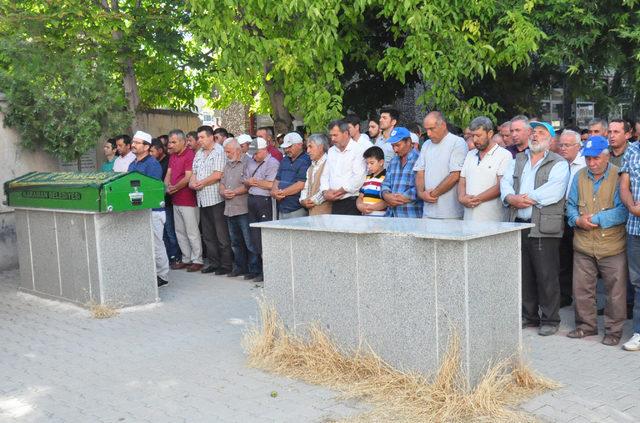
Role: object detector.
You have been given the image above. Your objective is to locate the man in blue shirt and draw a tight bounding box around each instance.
[272,132,311,219]
[381,127,423,218]
[565,136,628,346]
[128,130,170,287]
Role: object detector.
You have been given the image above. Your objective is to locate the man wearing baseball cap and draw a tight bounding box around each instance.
[566,136,628,346]
[380,127,423,217]
[128,130,170,287]
[272,132,311,219]
[501,120,569,336]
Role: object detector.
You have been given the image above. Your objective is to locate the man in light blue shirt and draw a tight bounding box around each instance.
[500,120,569,337]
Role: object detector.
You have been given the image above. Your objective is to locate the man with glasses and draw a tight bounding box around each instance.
[557,129,586,308]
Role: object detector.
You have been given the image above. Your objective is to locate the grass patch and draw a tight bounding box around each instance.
[243,300,559,422]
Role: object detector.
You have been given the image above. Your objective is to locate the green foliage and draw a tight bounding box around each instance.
[0,38,132,162]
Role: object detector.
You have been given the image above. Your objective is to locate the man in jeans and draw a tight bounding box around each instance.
[220,138,260,279]
[621,140,640,350]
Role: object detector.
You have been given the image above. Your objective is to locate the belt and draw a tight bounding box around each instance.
[515,218,531,223]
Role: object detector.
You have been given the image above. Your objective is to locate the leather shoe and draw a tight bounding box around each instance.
[171,262,189,270]
[201,265,216,274]
[567,328,597,339]
[215,268,231,276]
[522,320,539,329]
[227,269,244,277]
[243,273,258,280]
[157,276,168,287]
[253,274,264,282]
[538,325,558,336]
[602,334,621,346]
[187,263,204,272]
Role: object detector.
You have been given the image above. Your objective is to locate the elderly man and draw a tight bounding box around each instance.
[458,116,512,222]
[414,111,467,220]
[620,139,640,350]
[256,126,283,162]
[190,125,233,275]
[166,129,202,272]
[237,134,252,157]
[608,119,632,167]
[321,120,367,215]
[500,121,513,147]
[501,121,569,336]
[300,134,332,215]
[127,130,169,287]
[588,118,608,137]
[507,115,531,158]
[380,127,422,217]
[557,129,586,307]
[566,136,628,345]
[113,134,136,172]
[374,108,398,165]
[220,138,260,279]
[272,132,311,219]
[243,137,280,282]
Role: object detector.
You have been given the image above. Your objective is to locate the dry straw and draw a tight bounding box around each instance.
[243,300,560,423]
[87,302,119,319]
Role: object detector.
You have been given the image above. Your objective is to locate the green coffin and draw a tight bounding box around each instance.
[4,171,166,212]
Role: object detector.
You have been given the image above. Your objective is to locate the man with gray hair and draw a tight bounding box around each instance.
[414,111,467,219]
[458,116,512,221]
[501,121,569,336]
[588,118,608,137]
[272,132,311,219]
[300,134,332,215]
[500,121,513,147]
[506,115,531,158]
[557,129,586,306]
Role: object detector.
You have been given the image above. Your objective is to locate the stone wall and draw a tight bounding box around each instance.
[220,102,250,136]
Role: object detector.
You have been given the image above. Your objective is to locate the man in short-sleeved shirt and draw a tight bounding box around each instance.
[272,132,311,219]
[459,116,512,222]
[414,111,467,219]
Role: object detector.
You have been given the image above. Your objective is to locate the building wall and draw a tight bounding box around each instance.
[0,94,60,270]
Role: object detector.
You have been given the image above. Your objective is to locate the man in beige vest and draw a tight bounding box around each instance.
[565,136,629,346]
[500,120,569,336]
[300,134,332,215]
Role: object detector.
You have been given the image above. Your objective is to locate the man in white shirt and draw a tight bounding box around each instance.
[557,129,586,307]
[458,116,512,222]
[321,120,367,215]
[113,134,136,172]
[414,111,468,219]
[345,114,373,151]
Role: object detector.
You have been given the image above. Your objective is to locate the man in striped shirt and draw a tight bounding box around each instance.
[381,127,423,218]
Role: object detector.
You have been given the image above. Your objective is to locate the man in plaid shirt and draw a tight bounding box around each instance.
[381,127,423,218]
[620,141,640,351]
[190,125,233,275]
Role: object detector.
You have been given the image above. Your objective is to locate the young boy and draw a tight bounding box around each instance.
[357,146,387,216]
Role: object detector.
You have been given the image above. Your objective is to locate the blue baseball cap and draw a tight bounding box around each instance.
[387,127,411,144]
[581,135,609,157]
[530,121,556,137]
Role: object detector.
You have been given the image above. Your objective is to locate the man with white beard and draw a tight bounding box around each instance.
[501,121,569,336]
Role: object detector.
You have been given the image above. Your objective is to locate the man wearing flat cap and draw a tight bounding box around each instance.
[501,121,569,336]
[128,130,170,287]
[566,136,628,346]
[272,132,311,219]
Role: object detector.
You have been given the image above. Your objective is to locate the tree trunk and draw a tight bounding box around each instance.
[263,61,293,135]
[76,153,82,172]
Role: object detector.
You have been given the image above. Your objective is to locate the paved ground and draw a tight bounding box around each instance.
[1,268,639,423]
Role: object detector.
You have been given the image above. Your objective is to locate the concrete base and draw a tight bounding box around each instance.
[255,215,531,388]
[14,208,158,307]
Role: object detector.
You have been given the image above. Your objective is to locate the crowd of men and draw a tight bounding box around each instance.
[100,108,640,352]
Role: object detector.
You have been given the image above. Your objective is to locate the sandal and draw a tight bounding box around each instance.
[602,334,621,346]
[567,328,597,339]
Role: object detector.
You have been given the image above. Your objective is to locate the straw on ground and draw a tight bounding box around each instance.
[243,300,559,423]
[88,302,118,319]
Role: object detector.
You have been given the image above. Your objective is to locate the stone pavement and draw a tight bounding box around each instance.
[1,267,639,423]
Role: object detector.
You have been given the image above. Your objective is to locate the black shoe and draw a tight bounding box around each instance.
[157,276,168,287]
[243,273,258,280]
[597,307,605,316]
[253,274,264,282]
[227,269,245,277]
[201,265,216,274]
[215,268,231,276]
[560,296,573,308]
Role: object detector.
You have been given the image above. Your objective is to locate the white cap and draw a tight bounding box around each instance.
[133,130,153,144]
[410,132,419,144]
[280,132,303,148]
[254,137,268,150]
[237,134,252,145]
